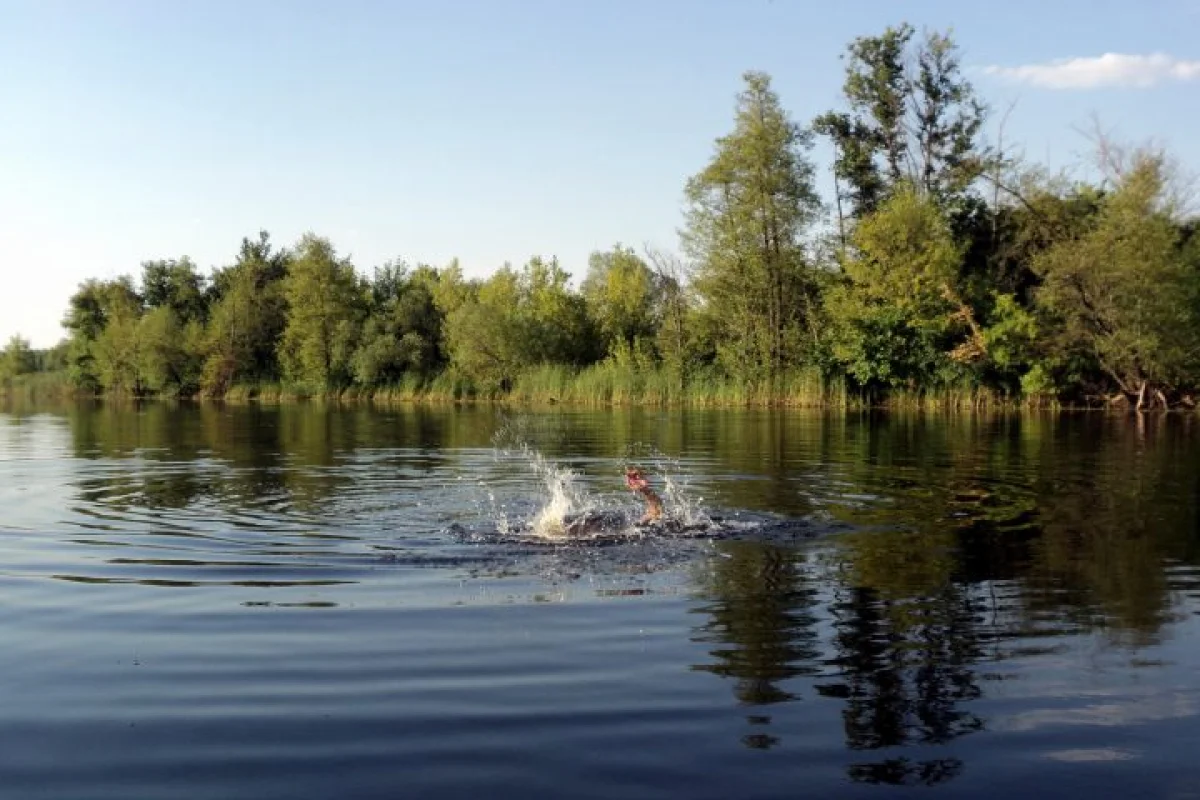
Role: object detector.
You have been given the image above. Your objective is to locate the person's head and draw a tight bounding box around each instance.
[624,466,649,491]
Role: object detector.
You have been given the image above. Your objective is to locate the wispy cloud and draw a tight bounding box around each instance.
[984,53,1200,89]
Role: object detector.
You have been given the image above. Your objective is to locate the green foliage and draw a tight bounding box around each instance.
[431,259,476,317]
[814,24,910,218]
[442,266,526,391]
[141,257,208,323]
[443,257,595,391]
[353,262,445,385]
[93,313,144,394]
[61,276,142,392]
[683,70,821,382]
[137,307,204,396]
[40,341,69,373]
[1031,154,1200,399]
[202,231,292,394]
[979,292,1039,392]
[279,234,365,393]
[827,186,967,390]
[1019,363,1056,398]
[581,245,657,356]
[0,335,37,379]
[815,23,987,222]
[80,277,145,394]
[520,256,595,365]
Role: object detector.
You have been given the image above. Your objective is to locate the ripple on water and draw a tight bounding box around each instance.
[4,407,1200,800]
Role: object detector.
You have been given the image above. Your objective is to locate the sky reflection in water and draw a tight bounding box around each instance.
[1,402,1198,799]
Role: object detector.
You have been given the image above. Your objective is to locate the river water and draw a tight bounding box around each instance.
[1,402,1198,799]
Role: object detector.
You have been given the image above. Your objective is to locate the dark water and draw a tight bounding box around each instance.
[2,402,1199,799]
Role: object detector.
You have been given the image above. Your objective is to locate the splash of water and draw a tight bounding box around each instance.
[660,472,713,528]
[475,423,715,542]
[622,443,714,528]
[527,450,589,537]
[487,440,602,540]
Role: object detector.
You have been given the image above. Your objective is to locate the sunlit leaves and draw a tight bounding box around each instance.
[1031,153,1200,398]
[279,234,365,393]
[683,70,821,382]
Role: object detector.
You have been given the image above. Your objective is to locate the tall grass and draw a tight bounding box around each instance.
[221,382,293,404]
[500,363,852,408]
[494,366,1067,411]
[0,371,76,403]
[215,367,1036,411]
[2,366,1096,413]
[357,371,475,405]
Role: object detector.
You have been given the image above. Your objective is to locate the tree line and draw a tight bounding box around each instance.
[5,23,1199,409]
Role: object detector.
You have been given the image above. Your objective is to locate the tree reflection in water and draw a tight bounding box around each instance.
[691,531,984,782]
[687,411,1200,786]
[819,579,983,785]
[689,543,821,749]
[7,401,1200,788]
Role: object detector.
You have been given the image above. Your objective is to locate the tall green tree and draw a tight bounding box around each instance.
[61,280,107,390]
[524,256,595,365]
[644,247,697,387]
[353,261,446,386]
[202,231,292,394]
[141,257,208,323]
[826,185,971,390]
[1030,152,1200,406]
[90,277,146,393]
[443,256,594,390]
[682,70,821,382]
[815,24,987,226]
[814,25,910,221]
[137,306,205,395]
[431,258,476,318]
[443,265,525,390]
[62,276,143,392]
[279,233,364,392]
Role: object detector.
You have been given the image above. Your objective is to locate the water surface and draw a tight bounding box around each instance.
[2,402,1199,798]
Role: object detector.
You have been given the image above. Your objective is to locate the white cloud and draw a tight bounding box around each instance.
[984,52,1200,89]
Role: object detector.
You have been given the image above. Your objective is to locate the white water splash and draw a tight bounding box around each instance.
[660,472,713,528]
[484,488,514,537]
[529,466,577,536]
[623,443,714,528]
[480,427,714,541]
[519,444,600,539]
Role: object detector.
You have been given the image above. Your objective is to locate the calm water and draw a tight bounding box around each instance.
[2,402,1199,799]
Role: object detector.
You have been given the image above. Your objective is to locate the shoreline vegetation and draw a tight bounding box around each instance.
[0,366,1120,412]
[4,23,1199,415]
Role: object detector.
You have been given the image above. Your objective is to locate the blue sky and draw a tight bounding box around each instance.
[2,0,1198,347]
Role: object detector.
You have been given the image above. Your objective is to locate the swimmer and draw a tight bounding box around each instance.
[558,467,663,536]
[625,466,664,524]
